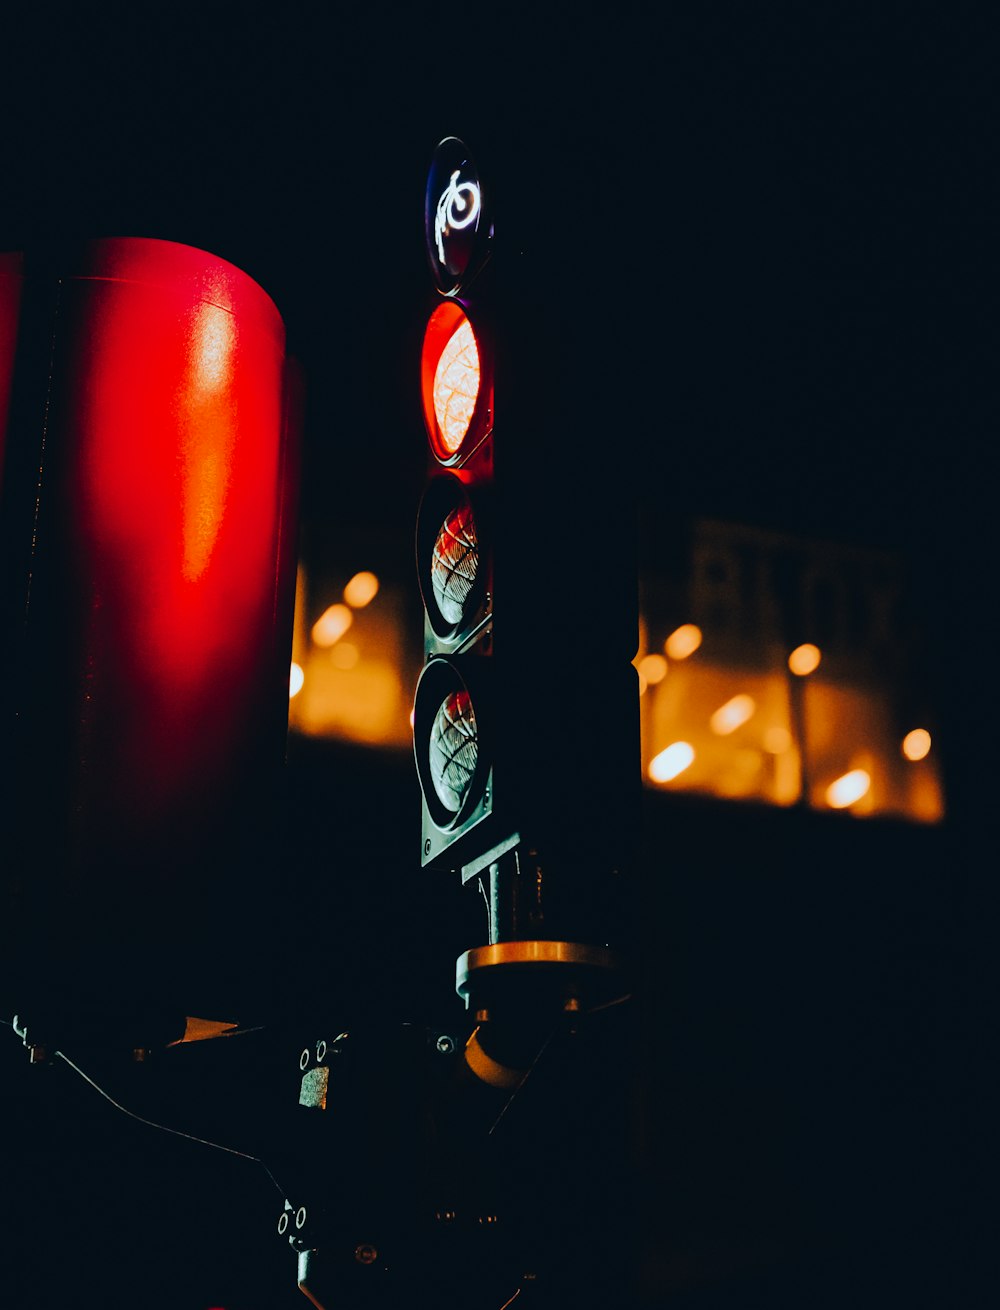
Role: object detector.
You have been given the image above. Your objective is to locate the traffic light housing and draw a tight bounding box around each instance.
[412,139,499,873]
[412,136,640,926]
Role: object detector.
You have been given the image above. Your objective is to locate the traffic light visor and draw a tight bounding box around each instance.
[421,301,492,464]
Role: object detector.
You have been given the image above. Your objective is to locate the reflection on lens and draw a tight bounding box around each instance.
[433,318,480,455]
[432,502,479,626]
[429,689,478,812]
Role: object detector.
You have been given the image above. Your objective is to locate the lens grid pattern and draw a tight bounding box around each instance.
[431,502,479,627]
[433,319,480,454]
[429,689,478,813]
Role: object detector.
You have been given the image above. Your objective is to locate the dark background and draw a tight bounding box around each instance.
[0,6,992,1308]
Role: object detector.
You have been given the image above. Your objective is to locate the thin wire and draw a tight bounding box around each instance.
[587,993,633,1014]
[54,1049,286,1197]
[497,1289,522,1310]
[487,1024,558,1138]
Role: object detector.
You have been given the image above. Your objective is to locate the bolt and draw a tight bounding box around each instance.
[294,1206,308,1231]
[315,1039,327,1063]
[277,1211,290,1236]
[299,1048,311,1071]
[355,1243,378,1265]
[435,1034,455,1056]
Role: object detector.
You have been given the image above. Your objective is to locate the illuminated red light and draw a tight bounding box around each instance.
[434,318,479,453]
[421,300,489,463]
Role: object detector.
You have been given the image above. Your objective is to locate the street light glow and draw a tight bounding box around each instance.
[664,624,702,660]
[649,741,695,783]
[826,768,871,809]
[902,728,931,761]
[343,571,379,608]
[289,662,304,698]
[638,653,668,685]
[710,694,756,735]
[312,604,353,647]
[788,643,821,676]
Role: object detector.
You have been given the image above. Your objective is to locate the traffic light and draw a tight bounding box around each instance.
[0,237,301,1037]
[413,137,499,872]
[412,135,640,960]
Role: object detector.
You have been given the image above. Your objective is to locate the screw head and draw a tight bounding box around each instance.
[315,1039,327,1062]
[277,1211,290,1236]
[295,1206,308,1231]
[355,1243,378,1265]
[424,838,432,856]
[435,1034,455,1055]
[299,1048,311,1071]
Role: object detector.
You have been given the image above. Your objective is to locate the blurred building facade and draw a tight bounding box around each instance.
[288,516,943,825]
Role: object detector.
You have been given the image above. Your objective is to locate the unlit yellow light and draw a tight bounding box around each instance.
[649,741,695,783]
[343,570,379,608]
[826,768,871,809]
[638,653,668,685]
[289,662,304,698]
[664,624,702,660]
[788,643,821,676]
[312,603,353,647]
[902,728,932,761]
[710,694,756,735]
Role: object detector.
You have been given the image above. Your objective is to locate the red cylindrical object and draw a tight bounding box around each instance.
[1,239,301,1024]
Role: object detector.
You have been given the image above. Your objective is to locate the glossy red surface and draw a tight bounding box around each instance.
[60,239,292,817]
[1,238,300,974]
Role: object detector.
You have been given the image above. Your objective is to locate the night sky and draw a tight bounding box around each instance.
[1,7,993,1308]
[3,6,989,567]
